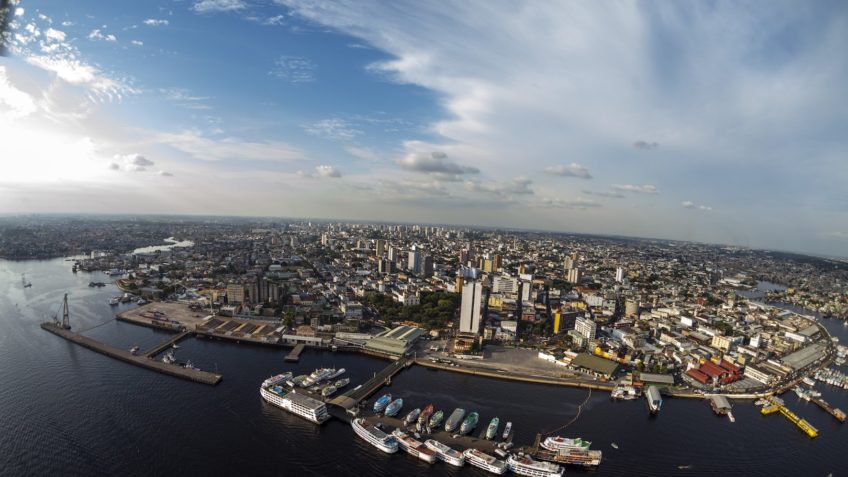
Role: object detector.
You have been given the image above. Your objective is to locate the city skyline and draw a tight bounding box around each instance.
[1,1,847,257]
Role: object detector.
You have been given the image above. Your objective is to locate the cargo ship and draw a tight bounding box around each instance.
[385,398,404,417]
[404,408,421,425]
[260,384,330,424]
[459,411,479,435]
[352,418,398,454]
[373,394,392,413]
[424,439,465,467]
[392,429,437,464]
[507,453,564,477]
[541,436,592,452]
[418,404,434,426]
[445,408,466,432]
[429,410,444,428]
[486,417,500,439]
[462,448,507,474]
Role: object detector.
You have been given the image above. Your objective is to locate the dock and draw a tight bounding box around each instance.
[810,396,846,422]
[285,343,305,362]
[41,322,222,385]
[144,330,193,358]
[329,357,412,412]
[760,396,818,438]
[365,413,503,454]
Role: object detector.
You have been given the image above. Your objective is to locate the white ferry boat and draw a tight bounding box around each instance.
[327,368,346,380]
[260,385,330,425]
[304,368,336,386]
[391,429,437,464]
[462,448,507,475]
[351,418,398,454]
[507,453,564,477]
[541,436,592,452]
[424,439,465,467]
[262,372,293,388]
[611,385,640,400]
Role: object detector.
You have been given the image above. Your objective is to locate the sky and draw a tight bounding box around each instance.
[0,0,846,257]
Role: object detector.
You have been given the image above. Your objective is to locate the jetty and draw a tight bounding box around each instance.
[41,322,222,385]
[810,396,846,422]
[760,396,818,438]
[329,357,412,412]
[144,330,193,358]
[285,343,305,362]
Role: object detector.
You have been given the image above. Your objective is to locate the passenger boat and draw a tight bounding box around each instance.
[373,394,392,413]
[462,448,507,474]
[506,453,564,477]
[541,436,592,452]
[392,429,437,464]
[429,409,444,428]
[424,439,465,467]
[404,408,421,425]
[264,372,295,387]
[459,411,479,435]
[260,384,330,425]
[385,398,404,417]
[418,404,434,426]
[486,417,500,439]
[334,378,350,389]
[445,408,465,432]
[322,385,337,397]
[351,418,397,454]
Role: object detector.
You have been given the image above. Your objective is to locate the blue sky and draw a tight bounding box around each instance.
[1,0,847,257]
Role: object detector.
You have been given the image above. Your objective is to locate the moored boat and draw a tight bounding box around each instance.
[418,404,434,426]
[334,377,350,389]
[373,394,392,413]
[260,384,330,425]
[385,398,404,417]
[541,436,592,452]
[459,411,479,435]
[429,409,444,428]
[352,418,398,454]
[404,408,421,425]
[502,421,513,440]
[392,429,437,464]
[507,453,564,477]
[486,417,500,440]
[322,385,337,397]
[463,448,507,474]
[425,439,465,467]
[445,408,465,432]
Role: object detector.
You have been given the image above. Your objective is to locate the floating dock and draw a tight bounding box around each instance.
[810,396,846,422]
[761,397,818,438]
[41,322,222,385]
[285,343,306,362]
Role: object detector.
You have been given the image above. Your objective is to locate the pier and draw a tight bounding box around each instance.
[41,322,222,385]
[144,330,194,358]
[810,396,847,422]
[329,357,412,412]
[761,397,818,438]
[285,344,305,362]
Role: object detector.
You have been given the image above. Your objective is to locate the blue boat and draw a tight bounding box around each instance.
[385,398,404,417]
[374,394,392,413]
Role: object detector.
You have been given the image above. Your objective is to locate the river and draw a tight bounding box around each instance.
[1,263,846,476]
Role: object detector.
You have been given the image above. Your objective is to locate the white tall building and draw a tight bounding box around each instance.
[575,316,596,340]
[492,275,518,294]
[567,268,582,284]
[459,281,483,335]
[615,267,624,283]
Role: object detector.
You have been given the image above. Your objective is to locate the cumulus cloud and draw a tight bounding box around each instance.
[143,19,169,26]
[612,184,659,194]
[315,165,342,178]
[304,118,361,140]
[633,140,659,150]
[157,170,174,177]
[681,201,711,211]
[43,28,66,42]
[544,162,592,179]
[131,40,144,46]
[269,56,316,83]
[193,0,246,13]
[107,162,120,170]
[397,151,479,177]
[264,15,285,26]
[540,197,602,209]
[88,29,117,42]
[117,153,154,167]
[465,177,533,197]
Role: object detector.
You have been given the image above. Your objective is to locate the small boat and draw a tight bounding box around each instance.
[486,417,500,440]
[172,343,180,349]
[129,346,140,355]
[429,410,444,428]
[374,394,392,413]
[385,398,404,417]
[418,404,434,426]
[404,408,421,425]
[334,378,350,389]
[162,351,176,364]
[502,421,513,440]
[459,411,479,435]
[611,443,619,449]
[109,297,120,306]
[678,465,693,470]
[184,360,199,370]
[322,385,337,397]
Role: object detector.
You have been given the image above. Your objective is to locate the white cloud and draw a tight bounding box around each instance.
[633,140,659,150]
[107,162,121,171]
[193,0,246,13]
[612,184,659,195]
[304,118,361,140]
[465,177,533,198]
[397,151,479,176]
[88,29,117,42]
[44,28,66,42]
[157,170,174,177]
[315,165,342,178]
[544,162,592,179]
[143,19,170,26]
[131,40,144,46]
[264,15,286,25]
[0,67,37,117]
[582,190,625,199]
[269,56,316,83]
[681,201,712,211]
[117,153,154,168]
[540,197,602,209]
[158,130,305,162]
[344,145,381,162]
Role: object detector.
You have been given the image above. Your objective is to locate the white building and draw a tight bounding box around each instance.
[575,316,597,340]
[493,275,518,295]
[459,281,483,335]
[615,267,625,283]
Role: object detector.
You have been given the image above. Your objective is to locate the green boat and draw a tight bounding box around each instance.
[429,410,444,428]
[485,417,499,440]
[459,411,479,435]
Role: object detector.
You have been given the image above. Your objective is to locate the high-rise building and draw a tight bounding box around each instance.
[459,281,483,335]
[567,268,582,284]
[226,283,245,305]
[615,267,624,283]
[408,247,422,274]
[375,239,385,257]
[388,246,398,262]
[575,316,596,340]
[422,255,434,278]
[492,275,518,294]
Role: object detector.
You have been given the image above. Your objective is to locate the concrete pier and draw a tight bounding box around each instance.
[144,330,193,358]
[285,344,305,362]
[41,322,222,385]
